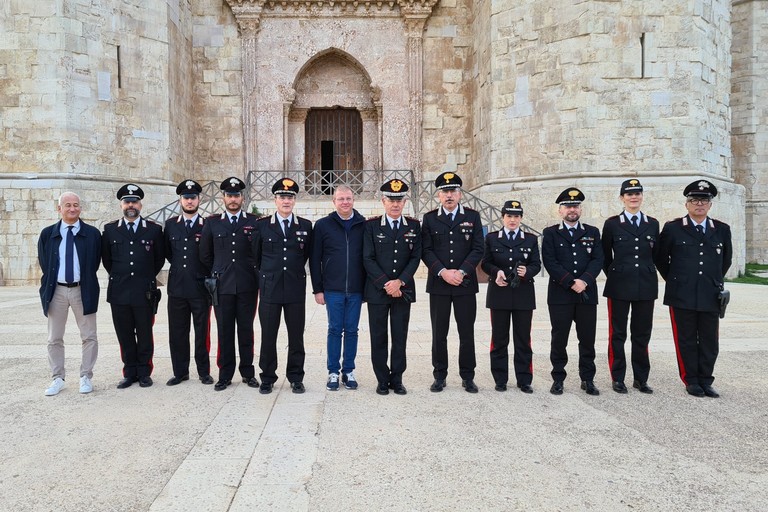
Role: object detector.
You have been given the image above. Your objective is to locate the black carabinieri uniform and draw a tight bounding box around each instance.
[421,204,484,381]
[251,213,312,386]
[164,214,211,380]
[199,211,259,384]
[363,215,422,387]
[481,229,541,387]
[656,215,732,388]
[102,217,164,379]
[541,221,604,383]
[601,212,659,384]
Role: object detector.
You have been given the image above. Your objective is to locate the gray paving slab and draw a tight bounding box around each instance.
[0,279,766,511]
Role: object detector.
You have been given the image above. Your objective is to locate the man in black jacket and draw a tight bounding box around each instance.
[363,179,422,395]
[164,180,213,386]
[38,192,102,395]
[602,179,659,394]
[481,200,541,393]
[421,172,484,393]
[199,177,260,391]
[657,180,732,398]
[102,184,165,389]
[541,187,604,396]
[309,185,367,391]
[252,178,312,394]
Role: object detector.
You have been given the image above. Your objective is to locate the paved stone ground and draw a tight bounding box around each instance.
[1,278,766,511]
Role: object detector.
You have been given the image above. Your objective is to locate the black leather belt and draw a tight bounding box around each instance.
[57,282,80,288]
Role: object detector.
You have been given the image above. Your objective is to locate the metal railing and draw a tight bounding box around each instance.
[145,170,540,237]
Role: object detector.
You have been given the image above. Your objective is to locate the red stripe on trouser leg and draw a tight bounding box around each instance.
[668,306,688,385]
[489,310,495,351]
[149,314,155,373]
[205,307,212,354]
[607,298,615,378]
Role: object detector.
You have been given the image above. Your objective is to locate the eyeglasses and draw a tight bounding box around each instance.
[687,198,711,205]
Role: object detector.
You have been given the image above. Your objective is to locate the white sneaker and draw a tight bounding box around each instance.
[79,375,93,394]
[45,377,65,396]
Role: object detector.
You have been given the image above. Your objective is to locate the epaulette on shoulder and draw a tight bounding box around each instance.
[426,208,439,214]
[404,215,419,223]
[205,213,219,221]
[145,218,159,226]
[367,215,382,221]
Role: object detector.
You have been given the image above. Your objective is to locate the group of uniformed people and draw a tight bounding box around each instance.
[38,172,732,399]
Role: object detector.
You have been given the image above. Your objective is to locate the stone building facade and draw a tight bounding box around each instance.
[0,0,763,284]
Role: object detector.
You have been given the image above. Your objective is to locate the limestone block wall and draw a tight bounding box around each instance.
[190,0,244,182]
[732,0,768,264]
[421,0,474,183]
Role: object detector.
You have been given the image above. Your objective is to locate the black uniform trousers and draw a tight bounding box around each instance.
[258,301,306,384]
[111,303,155,378]
[549,303,597,381]
[430,294,477,380]
[669,306,719,387]
[214,292,256,383]
[168,296,211,378]
[607,298,653,383]
[490,309,533,386]
[368,301,410,386]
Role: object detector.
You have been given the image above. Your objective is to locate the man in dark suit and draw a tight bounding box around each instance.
[602,179,659,394]
[542,187,604,396]
[421,172,484,393]
[252,178,312,394]
[199,177,260,391]
[164,180,213,386]
[481,200,541,393]
[657,179,732,398]
[363,179,422,396]
[102,184,165,389]
[38,192,102,395]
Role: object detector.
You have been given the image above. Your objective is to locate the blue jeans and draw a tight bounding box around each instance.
[325,291,362,374]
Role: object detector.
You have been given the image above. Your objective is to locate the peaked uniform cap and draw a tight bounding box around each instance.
[555,187,585,205]
[272,178,299,196]
[176,179,202,195]
[435,172,463,190]
[683,179,718,198]
[501,200,524,215]
[117,183,144,201]
[620,179,644,195]
[220,177,246,194]
[381,179,409,197]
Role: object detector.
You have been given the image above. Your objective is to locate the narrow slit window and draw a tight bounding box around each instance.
[640,33,646,78]
[117,45,122,88]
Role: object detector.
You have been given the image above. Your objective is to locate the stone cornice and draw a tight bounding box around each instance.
[225,0,438,20]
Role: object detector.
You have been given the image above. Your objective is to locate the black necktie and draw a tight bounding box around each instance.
[282,219,290,236]
[508,231,514,242]
[630,215,638,229]
[127,221,135,234]
[231,215,238,226]
[568,227,576,238]
[65,226,75,284]
[696,224,704,235]
[447,212,454,224]
[392,219,399,236]
[185,219,193,233]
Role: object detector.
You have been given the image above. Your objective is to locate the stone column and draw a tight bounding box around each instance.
[400,0,438,180]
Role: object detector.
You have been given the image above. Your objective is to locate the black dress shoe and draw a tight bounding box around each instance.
[686,384,705,397]
[462,379,479,393]
[291,382,305,394]
[214,380,231,391]
[259,382,273,394]
[495,383,508,392]
[117,377,136,389]
[701,384,720,398]
[581,380,599,395]
[612,381,628,394]
[392,383,407,395]
[199,375,215,385]
[632,380,653,394]
[430,379,446,392]
[518,384,533,394]
[550,381,564,395]
[376,382,389,395]
[243,377,260,388]
[138,376,153,388]
[166,375,189,386]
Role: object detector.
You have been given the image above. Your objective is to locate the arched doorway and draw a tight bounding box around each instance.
[305,107,363,194]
